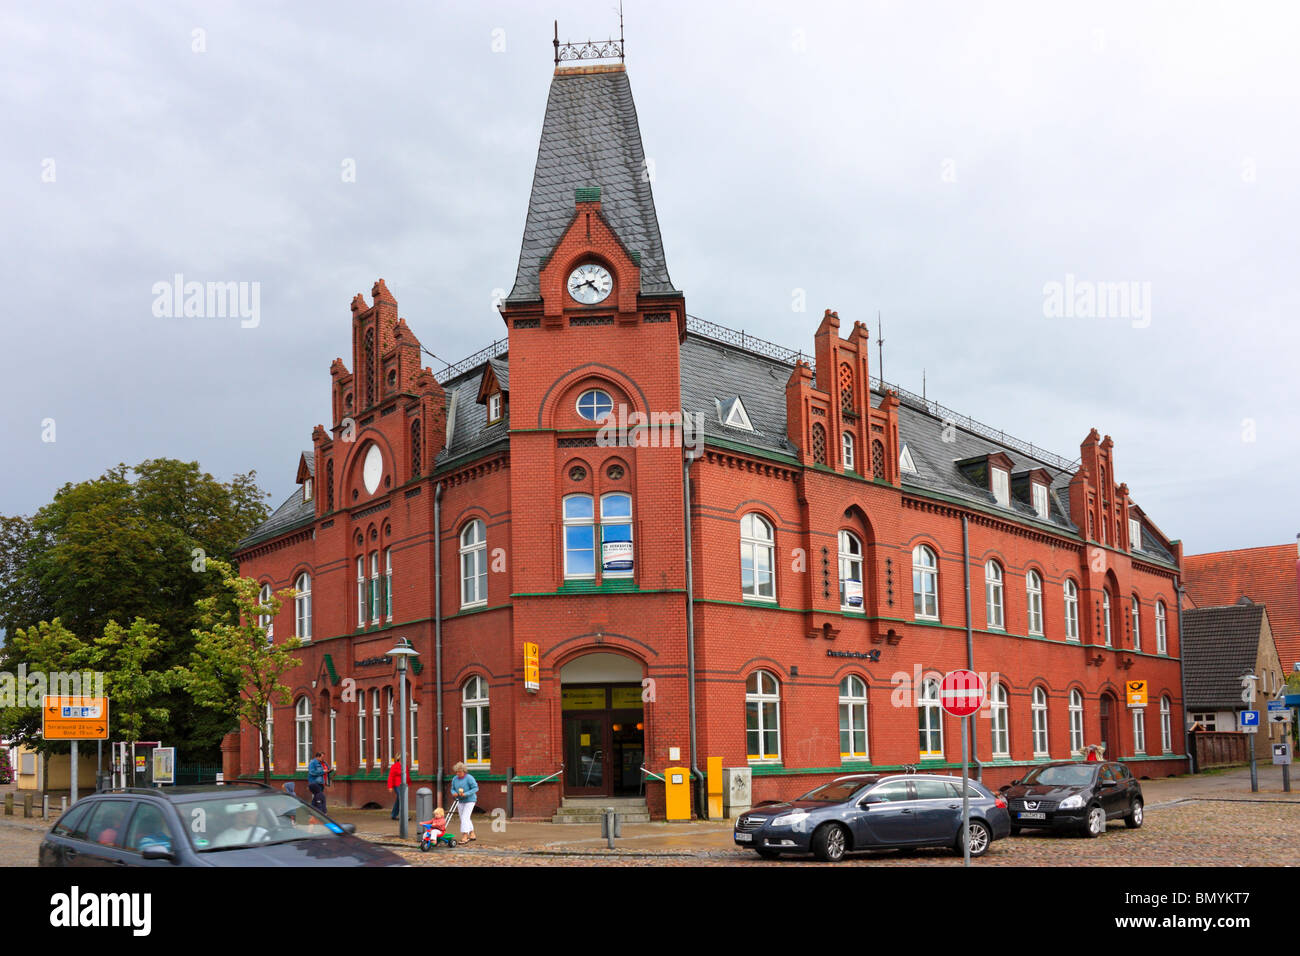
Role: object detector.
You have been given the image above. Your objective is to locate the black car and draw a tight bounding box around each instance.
[733,773,1011,862]
[39,784,407,867]
[1000,761,1143,837]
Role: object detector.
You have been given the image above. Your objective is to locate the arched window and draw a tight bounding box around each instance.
[838,675,869,760]
[1132,705,1147,754]
[329,706,337,769]
[871,439,885,479]
[918,677,943,758]
[257,583,273,635]
[1102,590,1112,646]
[410,419,422,477]
[1160,696,1172,753]
[355,557,366,628]
[600,493,634,579]
[295,697,312,770]
[294,573,312,640]
[746,670,781,762]
[369,553,380,624]
[838,530,863,611]
[357,691,367,767]
[575,389,614,422]
[1131,596,1142,652]
[371,688,381,765]
[1069,689,1084,754]
[463,676,490,766]
[912,545,939,620]
[990,683,1009,758]
[740,513,776,601]
[985,561,1004,630]
[325,459,335,510]
[1156,601,1168,654]
[1064,580,1080,641]
[1026,570,1043,635]
[842,432,855,471]
[563,495,596,579]
[1032,686,1049,756]
[460,519,488,606]
[385,687,394,767]
[811,423,827,465]
[385,548,393,621]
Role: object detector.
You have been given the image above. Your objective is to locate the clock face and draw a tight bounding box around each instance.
[567,263,613,305]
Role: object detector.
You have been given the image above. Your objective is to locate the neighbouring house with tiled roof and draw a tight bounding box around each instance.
[1184,543,1300,674]
[229,39,1189,819]
[1181,599,1287,762]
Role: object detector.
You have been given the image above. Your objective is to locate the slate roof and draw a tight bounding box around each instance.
[1181,602,1267,710]
[488,356,509,393]
[1185,544,1300,668]
[506,68,676,303]
[237,485,314,550]
[438,367,509,466]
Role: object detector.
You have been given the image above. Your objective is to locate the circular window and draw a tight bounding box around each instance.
[362,444,383,494]
[344,393,353,409]
[606,464,625,480]
[576,389,614,422]
[569,466,587,481]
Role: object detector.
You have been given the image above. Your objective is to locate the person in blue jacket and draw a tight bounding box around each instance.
[449,761,478,844]
[307,752,328,812]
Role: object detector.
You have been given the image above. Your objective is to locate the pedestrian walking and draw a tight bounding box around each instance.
[388,756,409,821]
[308,751,328,813]
[449,761,478,844]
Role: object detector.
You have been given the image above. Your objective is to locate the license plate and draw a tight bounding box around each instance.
[734,831,753,842]
[1018,812,1046,820]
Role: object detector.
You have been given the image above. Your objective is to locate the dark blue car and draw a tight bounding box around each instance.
[733,773,1011,862]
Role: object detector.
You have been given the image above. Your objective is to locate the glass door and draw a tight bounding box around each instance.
[564,715,608,795]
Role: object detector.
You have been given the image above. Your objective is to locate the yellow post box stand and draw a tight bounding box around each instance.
[664,765,691,821]
[706,755,723,819]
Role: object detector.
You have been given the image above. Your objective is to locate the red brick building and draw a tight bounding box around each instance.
[1184,543,1300,672]
[231,57,1188,820]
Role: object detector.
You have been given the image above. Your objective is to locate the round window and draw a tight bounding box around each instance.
[362,444,383,494]
[576,389,614,422]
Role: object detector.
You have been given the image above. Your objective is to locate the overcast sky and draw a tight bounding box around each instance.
[2,0,1297,556]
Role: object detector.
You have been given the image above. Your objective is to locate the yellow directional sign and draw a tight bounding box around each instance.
[42,696,110,740]
[1125,680,1148,708]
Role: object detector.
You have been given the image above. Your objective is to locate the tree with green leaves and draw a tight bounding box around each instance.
[178,559,302,786]
[0,459,269,761]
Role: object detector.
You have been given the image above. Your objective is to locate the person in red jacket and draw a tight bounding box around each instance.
[388,757,410,821]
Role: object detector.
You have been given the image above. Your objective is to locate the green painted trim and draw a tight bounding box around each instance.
[445,603,512,620]
[701,435,800,465]
[511,587,684,598]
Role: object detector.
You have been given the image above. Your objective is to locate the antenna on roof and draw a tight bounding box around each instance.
[922,368,926,401]
[876,311,885,385]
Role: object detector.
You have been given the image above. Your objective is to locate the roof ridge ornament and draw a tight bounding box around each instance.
[554,5,625,67]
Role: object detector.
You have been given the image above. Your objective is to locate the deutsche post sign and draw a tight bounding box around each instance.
[1125,680,1148,708]
[523,642,540,693]
[42,696,110,740]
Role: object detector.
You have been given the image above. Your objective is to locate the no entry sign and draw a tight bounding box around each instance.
[940,670,986,717]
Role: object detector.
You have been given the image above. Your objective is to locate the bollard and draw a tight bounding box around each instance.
[601,808,621,848]
[415,787,433,827]
[23,794,33,818]
[60,796,67,815]
[42,794,49,820]
[3,792,11,815]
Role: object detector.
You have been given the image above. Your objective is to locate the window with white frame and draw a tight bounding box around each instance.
[1069,689,1084,754]
[912,545,939,620]
[369,553,380,624]
[576,388,614,422]
[487,392,502,424]
[1032,686,1050,756]
[838,530,864,611]
[746,670,781,761]
[1026,570,1043,635]
[842,432,855,471]
[385,548,393,620]
[990,682,1009,758]
[1131,596,1142,652]
[740,514,776,601]
[294,572,312,640]
[1156,601,1167,654]
[985,561,1004,630]
[1129,517,1142,551]
[918,677,943,758]
[460,519,488,606]
[303,477,313,502]
[258,583,274,643]
[1064,579,1080,641]
[600,493,634,579]
[838,675,869,760]
[1102,590,1112,646]
[371,689,382,765]
[355,557,366,628]
[385,687,394,768]
[409,699,419,770]
[329,707,337,769]
[358,694,367,767]
[1160,696,1172,753]
[1190,712,1217,731]
[563,495,596,579]
[463,676,490,765]
[991,467,1010,506]
[1132,707,1146,754]
[295,697,312,769]
[1032,482,1049,520]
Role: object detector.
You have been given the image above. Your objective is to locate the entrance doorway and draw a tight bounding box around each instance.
[559,652,645,798]
[1099,693,1120,758]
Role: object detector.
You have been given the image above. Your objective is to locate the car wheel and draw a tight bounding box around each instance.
[1124,799,1143,829]
[1081,804,1105,838]
[811,823,848,862]
[958,820,992,858]
[755,847,780,860]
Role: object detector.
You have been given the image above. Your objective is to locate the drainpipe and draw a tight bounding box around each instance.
[434,482,445,805]
[683,453,705,817]
[1174,578,1193,774]
[961,515,982,781]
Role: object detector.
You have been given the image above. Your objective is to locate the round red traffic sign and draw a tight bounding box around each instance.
[940,669,986,717]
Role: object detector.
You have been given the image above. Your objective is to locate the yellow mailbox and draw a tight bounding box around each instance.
[706,756,723,819]
[664,765,691,821]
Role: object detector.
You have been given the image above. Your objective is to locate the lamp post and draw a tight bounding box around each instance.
[387,638,420,839]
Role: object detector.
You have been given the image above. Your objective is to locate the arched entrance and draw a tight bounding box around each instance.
[1099,692,1120,759]
[559,652,645,797]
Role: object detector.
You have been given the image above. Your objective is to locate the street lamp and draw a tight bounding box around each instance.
[387,637,420,839]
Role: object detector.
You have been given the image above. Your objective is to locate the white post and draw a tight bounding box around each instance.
[398,666,409,839]
[961,717,970,867]
[70,740,78,804]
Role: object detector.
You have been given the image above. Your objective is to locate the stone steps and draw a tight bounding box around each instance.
[552,796,650,824]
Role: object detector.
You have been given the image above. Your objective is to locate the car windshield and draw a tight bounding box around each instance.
[182,793,344,852]
[796,780,869,802]
[1020,764,1095,787]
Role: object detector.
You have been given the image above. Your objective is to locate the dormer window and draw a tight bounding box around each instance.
[1032,482,1049,520]
[991,467,1010,507]
[899,444,918,476]
[1129,517,1142,551]
[720,397,753,431]
[303,478,313,502]
[487,392,502,424]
